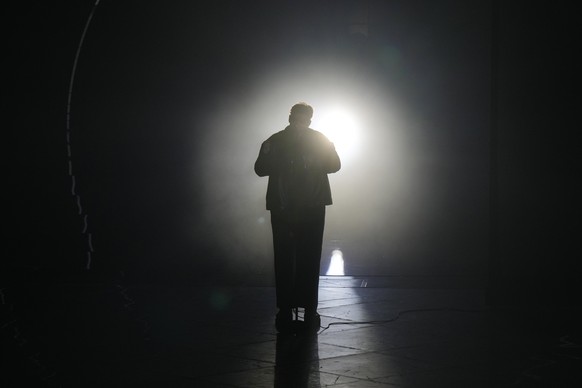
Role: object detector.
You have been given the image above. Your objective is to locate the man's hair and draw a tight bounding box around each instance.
[289,102,313,119]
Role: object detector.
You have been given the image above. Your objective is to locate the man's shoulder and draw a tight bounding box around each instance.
[271,128,288,138]
[308,128,327,137]
[264,127,329,143]
[307,128,332,143]
[264,127,290,142]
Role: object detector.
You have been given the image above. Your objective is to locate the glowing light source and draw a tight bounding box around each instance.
[313,108,360,164]
[326,249,345,276]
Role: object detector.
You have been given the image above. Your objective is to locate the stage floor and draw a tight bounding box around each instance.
[2,276,580,387]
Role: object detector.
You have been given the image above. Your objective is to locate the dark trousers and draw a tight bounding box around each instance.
[270,206,325,311]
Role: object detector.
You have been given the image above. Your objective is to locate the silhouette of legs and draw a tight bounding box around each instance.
[271,206,325,331]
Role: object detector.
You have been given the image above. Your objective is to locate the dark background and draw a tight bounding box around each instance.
[6,0,580,307]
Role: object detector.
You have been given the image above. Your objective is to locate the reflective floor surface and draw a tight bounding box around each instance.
[2,276,580,387]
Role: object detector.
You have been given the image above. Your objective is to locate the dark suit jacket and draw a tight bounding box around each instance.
[255,126,341,211]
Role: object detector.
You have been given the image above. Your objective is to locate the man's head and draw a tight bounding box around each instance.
[289,102,313,130]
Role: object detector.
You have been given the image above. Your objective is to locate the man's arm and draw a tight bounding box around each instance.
[254,140,277,177]
[323,141,341,173]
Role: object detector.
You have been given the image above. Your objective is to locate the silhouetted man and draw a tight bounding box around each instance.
[255,102,341,333]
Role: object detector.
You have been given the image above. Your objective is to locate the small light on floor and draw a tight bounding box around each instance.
[326,249,345,276]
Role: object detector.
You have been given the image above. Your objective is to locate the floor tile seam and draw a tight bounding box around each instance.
[319,314,359,322]
[316,348,394,361]
[320,298,449,310]
[317,340,371,352]
[318,295,369,302]
[308,372,362,386]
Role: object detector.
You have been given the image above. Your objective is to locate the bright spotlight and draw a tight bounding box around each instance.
[313,108,360,164]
